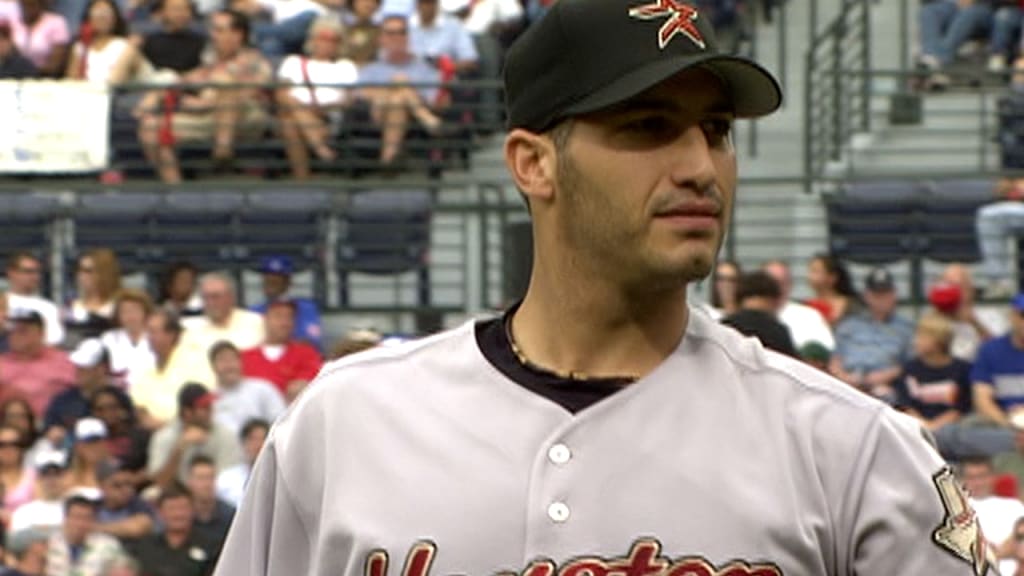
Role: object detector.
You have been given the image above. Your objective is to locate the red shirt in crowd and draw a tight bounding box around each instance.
[0,347,75,417]
[240,342,323,396]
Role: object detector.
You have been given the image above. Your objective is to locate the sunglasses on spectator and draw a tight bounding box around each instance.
[0,441,21,449]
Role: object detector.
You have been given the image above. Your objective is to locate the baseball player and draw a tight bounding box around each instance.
[214,0,995,574]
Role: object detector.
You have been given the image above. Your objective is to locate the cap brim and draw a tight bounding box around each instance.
[562,53,782,121]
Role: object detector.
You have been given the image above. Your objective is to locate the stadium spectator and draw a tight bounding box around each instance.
[45,493,123,576]
[276,17,359,179]
[42,339,115,446]
[99,289,156,386]
[64,0,141,83]
[0,19,38,78]
[341,0,378,65]
[721,271,798,357]
[761,259,835,351]
[208,341,285,437]
[215,417,267,508]
[805,253,861,325]
[5,252,64,346]
[326,328,380,361]
[63,249,121,346]
[0,291,8,354]
[961,457,1024,564]
[409,0,477,74]
[447,0,522,41]
[972,293,1024,426]
[147,383,241,488]
[830,267,914,402]
[136,9,272,184]
[989,1,1022,71]
[0,425,36,522]
[708,259,741,318]
[894,311,973,432]
[138,0,205,74]
[357,14,444,164]
[977,179,1024,298]
[130,308,214,429]
[0,310,74,418]
[943,262,1008,334]
[126,484,217,576]
[230,0,328,58]
[157,261,203,318]
[928,279,997,363]
[0,399,42,468]
[184,454,234,553]
[9,450,68,534]
[1003,516,1024,575]
[8,0,68,76]
[94,459,153,543]
[241,301,322,400]
[249,256,323,349]
[90,387,150,485]
[182,273,265,353]
[67,417,111,491]
[4,527,50,576]
[917,0,998,86]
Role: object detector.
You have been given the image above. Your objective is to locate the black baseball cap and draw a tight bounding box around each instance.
[178,383,217,410]
[6,309,43,328]
[504,0,782,133]
[865,267,895,293]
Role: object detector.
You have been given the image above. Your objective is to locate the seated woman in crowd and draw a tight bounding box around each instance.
[0,397,45,464]
[7,0,69,76]
[100,288,156,387]
[805,253,861,326]
[277,16,359,179]
[341,0,378,66]
[159,261,203,317]
[66,416,111,490]
[0,424,37,524]
[64,0,141,83]
[64,248,122,344]
[90,386,150,487]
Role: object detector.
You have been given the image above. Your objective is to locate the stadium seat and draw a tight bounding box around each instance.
[825,181,925,265]
[920,179,995,263]
[237,189,330,281]
[151,191,246,270]
[70,192,163,273]
[999,95,1024,170]
[0,193,63,294]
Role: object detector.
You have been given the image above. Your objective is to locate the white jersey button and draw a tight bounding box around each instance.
[548,443,571,465]
[547,501,570,523]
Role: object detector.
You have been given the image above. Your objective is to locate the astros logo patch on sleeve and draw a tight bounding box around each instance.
[932,467,996,575]
[627,0,705,50]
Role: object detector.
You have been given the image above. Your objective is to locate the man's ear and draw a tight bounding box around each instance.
[504,129,558,203]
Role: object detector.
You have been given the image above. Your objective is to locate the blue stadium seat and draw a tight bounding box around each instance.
[0,193,62,293]
[152,191,245,269]
[921,179,995,263]
[71,192,163,272]
[236,190,330,269]
[825,181,925,265]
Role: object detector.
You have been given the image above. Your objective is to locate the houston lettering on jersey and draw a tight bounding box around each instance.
[363,539,783,576]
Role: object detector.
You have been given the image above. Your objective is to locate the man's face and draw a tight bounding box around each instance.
[183,405,212,429]
[102,471,136,509]
[7,256,42,295]
[1012,309,1024,343]
[264,305,295,344]
[210,13,241,58]
[76,364,108,390]
[261,273,289,300]
[145,315,176,357]
[63,504,96,545]
[864,288,897,318]
[961,462,994,498]
[379,18,409,60]
[187,463,217,500]
[243,425,268,464]
[38,467,65,499]
[200,279,234,324]
[352,0,378,20]
[212,348,242,387]
[540,69,736,291]
[416,0,438,23]
[159,496,194,534]
[762,262,792,301]
[8,322,44,355]
[162,0,193,30]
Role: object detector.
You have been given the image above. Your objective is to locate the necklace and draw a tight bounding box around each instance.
[503,313,639,383]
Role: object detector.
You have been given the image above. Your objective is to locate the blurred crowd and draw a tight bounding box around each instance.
[917,0,1024,89]
[0,249,383,575]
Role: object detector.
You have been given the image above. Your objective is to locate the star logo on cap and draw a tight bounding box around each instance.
[628,0,706,50]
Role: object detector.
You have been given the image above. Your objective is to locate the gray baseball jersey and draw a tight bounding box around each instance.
[214,308,995,576]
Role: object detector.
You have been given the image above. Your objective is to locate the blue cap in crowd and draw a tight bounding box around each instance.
[1013,293,1024,311]
[258,255,294,276]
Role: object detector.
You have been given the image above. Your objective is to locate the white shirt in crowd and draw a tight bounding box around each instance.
[217,462,252,509]
[453,0,523,35]
[277,55,358,107]
[213,377,287,438]
[7,293,64,346]
[70,37,131,84]
[257,0,328,23]
[9,498,63,534]
[100,329,156,385]
[779,300,836,351]
[971,495,1024,575]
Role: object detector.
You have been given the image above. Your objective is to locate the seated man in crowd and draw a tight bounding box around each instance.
[242,300,322,401]
[43,339,115,448]
[829,267,914,403]
[4,527,50,576]
[916,0,1007,86]
[127,484,218,576]
[147,384,241,489]
[976,178,1024,298]
[761,259,835,351]
[409,0,478,74]
[45,493,124,576]
[5,252,64,346]
[961,457,1024,565]
[721,271,798,357]
[185,455,235,554]
[182,273,265,353]
[973,294,1024,428]
[95,460,154,544]
[9,450,68,535]
[136,9,272,184]
[137,0,206,75]
[0,20,38,78]
[358,14,445,164]
[249,256,323,350]
[0,310,74,419]
[208,341,285,437]
[215,418,268,508]
[131,309,214,430]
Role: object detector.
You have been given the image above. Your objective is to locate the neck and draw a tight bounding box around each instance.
[14,346,43,360]
[165,529,189,548]
[741,298,776,313]
[211,311,231,327]
[512,263,689,380]
[920,349,951,367]
[194,496,215,516]
[126,327,143,341]
[870,309,889,322]
[1013,333,1024,350]
[156,346,174,368]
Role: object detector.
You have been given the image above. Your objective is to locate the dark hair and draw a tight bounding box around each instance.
[150,307,183,336]
[710,260,742,309]
[207,340,239,364]
[188,453,215,471]
[64,494,100,515]
[380,13,408,27]
[735,271,782,303]
[216,8,251,44]
[89,385,138,425]
[0,398,38,449]
[153,0,196,17]
[812,253,859,300]
[240,418,270,441]
[158,261,198,304]
[80,0,128,37]
[157,482,193,507]
[5,251,38,272]
[960,456,994,471]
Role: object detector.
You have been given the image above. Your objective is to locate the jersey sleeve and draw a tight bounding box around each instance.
[842,409,997,575]
[971,344,995,386]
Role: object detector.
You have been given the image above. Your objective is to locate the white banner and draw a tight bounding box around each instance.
[0,80,111,173]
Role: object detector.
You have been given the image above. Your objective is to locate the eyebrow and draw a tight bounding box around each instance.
[604,97,734,117]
